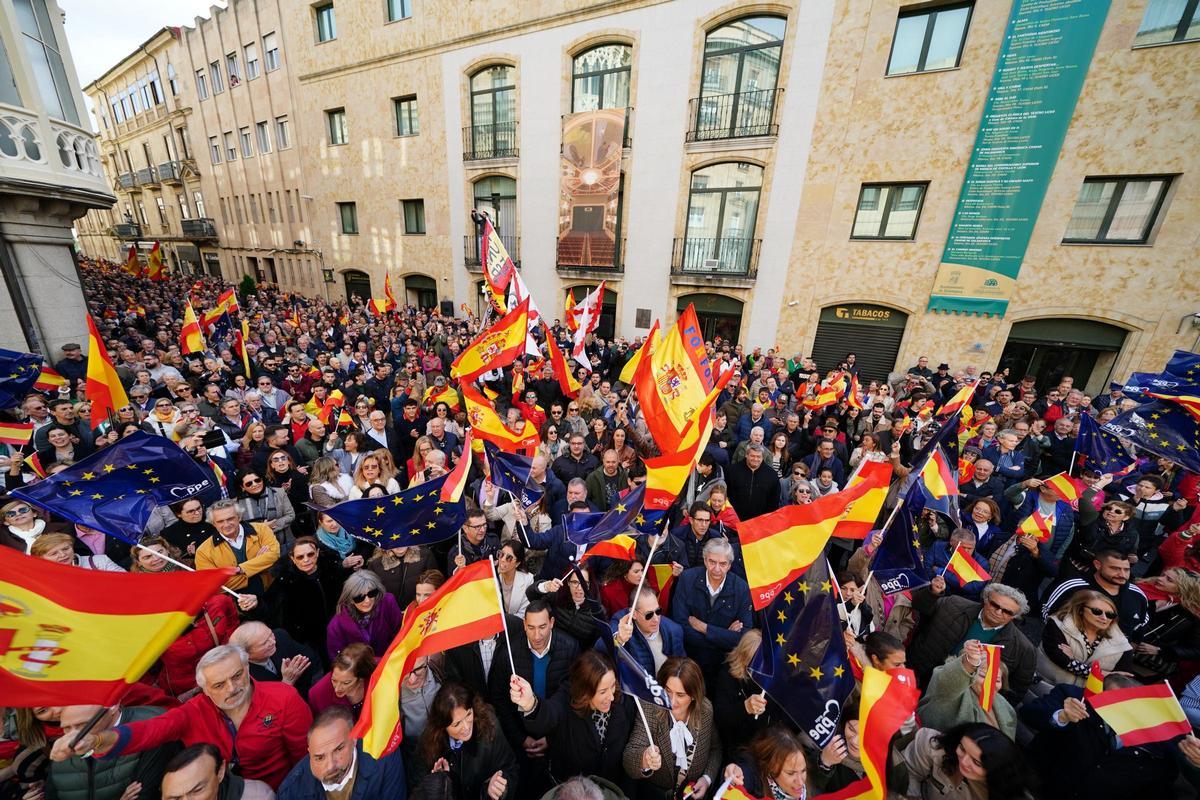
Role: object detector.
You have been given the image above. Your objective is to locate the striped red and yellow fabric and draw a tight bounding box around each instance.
[1043,472,1083,503]
[1017,510,1055,542]
[978,644,1002,712]
[24,452,46,478]
[450,297,530,383]
[353,559,505,757]
[0,420,33,446]
[85,314,129,428]
[422,384,461,411]
[938,383,976,419]
[919,447,958,501]
[544,322,581,399]
[580,534,637,563]
[439,431,473,503]
[461,382,539,453]
[943,543,990,585]
[833,461,893,540]
[179,301,204,355]
[1088,682,1191,746]
[1146,391,1200,422]
[1083,660,1104,699]
[145,241,167,282]
[32,365,66,392]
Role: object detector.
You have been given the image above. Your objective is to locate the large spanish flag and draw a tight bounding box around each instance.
[461,382,539,452]
[383,273,398,311]
[122,244,142,278]
[635,316,709,450]
[619,320,658,386]
[741,478,875,609]
[938,383,976,419]
[0,547,232,706]
[450,297,530,383]
[353,559,505,757]
[85,314,129,428]
[179,301,204,355]
[145,241,167,282]
[644,410,712,511]
[1088,682,1191,746]
[833,461,893,539]
[0,420,33,446]
[543,322,581,399]
[422,384,461,411]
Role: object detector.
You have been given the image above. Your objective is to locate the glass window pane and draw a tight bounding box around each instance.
[701,53,738,95]
[1107,180,1163,240]
[602,71,629,110]
[925,7,970,70]
[22,37,66,120]
[887,14,928,75]
[1064,181,1115,240]
[1135,0,1189,45]
[853,187,885,236]
[722,190,758,240]
[885,186,923,237]
[492,88,515,123]
[692,162,763,189]
[705,16,786,54]
[573,76,599,112]
[685,193,721,239]
[471,66,512,92]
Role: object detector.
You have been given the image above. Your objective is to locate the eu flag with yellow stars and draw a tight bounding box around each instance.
[870,482,930,596]
[0,348,44,408]
[320,473,467,548]
[748,557,855,747]
[1104,400,1200,474]
[12,431,216,543]
[566,485,645,546]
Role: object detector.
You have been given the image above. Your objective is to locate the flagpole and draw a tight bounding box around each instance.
[503,489,531,548]
[488,556,517,675]
[940,542,959,579]
[630,533,660,610]
[877,496,906,538]
[827,557,849,620]
[134,543,241,598]
[630,690,655,743]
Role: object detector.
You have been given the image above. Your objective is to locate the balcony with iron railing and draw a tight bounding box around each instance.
[116,172,137,190]
[462,121,519,161]
[686,87,783,142]
[113,222,141,239]
[556,234,625,274]
[670,236,760,280]
[157,160,195,183]
[181,218,218,239]
[464,233,519,269]
[134,166,158,186]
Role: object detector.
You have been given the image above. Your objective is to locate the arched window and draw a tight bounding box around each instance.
[468,65,516,159]
[694,16,786,140]
[470,176,519,265]
[572,44,632,112]
[680,162,762,275]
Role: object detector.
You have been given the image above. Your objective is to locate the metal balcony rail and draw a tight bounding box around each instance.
[686,87,782,142]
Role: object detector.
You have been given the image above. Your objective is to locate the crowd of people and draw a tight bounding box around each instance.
[2,256,1200,800]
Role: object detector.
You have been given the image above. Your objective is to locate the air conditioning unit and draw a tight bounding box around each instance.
[702,258,720,269]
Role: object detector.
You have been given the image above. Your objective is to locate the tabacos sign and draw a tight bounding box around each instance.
[834,306,894,323]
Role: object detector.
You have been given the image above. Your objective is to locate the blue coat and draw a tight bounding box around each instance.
[982,445,1025,486]
[278,742,406,799]
[528,524,587,581]
[1012,492,1077,569]
[734,413,774,444]
[669,567,752,671]
[608,610,686,676]
[533,470,568,525]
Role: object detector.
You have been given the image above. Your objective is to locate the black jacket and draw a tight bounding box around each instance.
[552,452,600,485]
[521,685,636,792]
[245,628,324,698]
[266,553,347,667]
[410,712,518,800]
[724,462,780,521]
[487,616,580,751]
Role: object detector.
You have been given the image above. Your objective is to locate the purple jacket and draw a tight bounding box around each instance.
[324,593,404,662]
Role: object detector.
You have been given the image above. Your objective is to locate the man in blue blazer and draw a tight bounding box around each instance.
[670,538,753,681]
[610,586,686,676]
[279,706,406,799]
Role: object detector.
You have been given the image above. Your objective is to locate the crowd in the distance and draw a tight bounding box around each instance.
[2,256,1200,800]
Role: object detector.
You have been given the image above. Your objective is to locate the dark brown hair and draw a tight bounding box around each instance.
[748,727,806,785]
[418,683,497,764]
[568,650,618,716]
[656,656,704,706]
[332,642,376,680]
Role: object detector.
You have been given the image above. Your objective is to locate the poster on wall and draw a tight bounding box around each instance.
[927,0,1112,317]
[557,108,625,269]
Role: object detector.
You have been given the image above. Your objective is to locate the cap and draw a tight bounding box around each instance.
[937,363,950,370]
[61,343,81,351]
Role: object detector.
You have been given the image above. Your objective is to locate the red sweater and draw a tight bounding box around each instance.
[107,679,311,788]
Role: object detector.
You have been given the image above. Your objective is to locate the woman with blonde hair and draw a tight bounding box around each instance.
[713,630,780,753]
[235,420,268,471]
[371,448,400,486]
[308,456,354,508]
[348,453,400,498]
[1131,568,1200,682]
[406,435,435,482]
[1038,589,1131,687]
[31,532,123,571]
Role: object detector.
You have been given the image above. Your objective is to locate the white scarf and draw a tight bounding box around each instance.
[669,717,693,773]
[8,519,45,552]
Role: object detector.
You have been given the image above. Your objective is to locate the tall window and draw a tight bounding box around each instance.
[387,0,411,22]
[167,63,178,95]
[402,199,425,234]
[326,108,347,145]
[239,126,253,158]
[225,52,240,85]
[263,32,281,71]
[244,43,260,79]
[0,34,22,107]
[682,162,762,274]
[338,202,358,234]
[13,0,78,124]
[223,132,236,161]
[275,115,291,149]
[155,196,168,224]
[1063,176,1173,244]
[695,16,786,140]
[473,176,517,231]
[195,69,208,100]
[468,65,516,159]
[851,183,928,239]
[394,95,419,136]
[1135,0,1200,45]
[209,61,224,94]
[571,44,631,112]
[177,193,189,219]
[193,191,206,217]
[208,135,220,164]
[315,4,336,42]
[256,121,271,153]
[886,3,973,76]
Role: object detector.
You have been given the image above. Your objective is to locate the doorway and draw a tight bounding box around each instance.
[343,270,372,303]
[677,293,743,345]
[999,318,1128,395]
[405,274,438,310]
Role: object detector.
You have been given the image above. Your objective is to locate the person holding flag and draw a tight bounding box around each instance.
[918,640,1017,738]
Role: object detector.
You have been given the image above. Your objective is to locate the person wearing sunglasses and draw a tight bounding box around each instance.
[236,467,297,544]
[612,586,685,677]
[0,498,70,552]
[1043,546,1152,641]
[325,570,403,664]
[1038,589,1131,689]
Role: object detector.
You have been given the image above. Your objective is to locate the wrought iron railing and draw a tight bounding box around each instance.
[686,87,782,142]
[462,121,519,161]
[670,236,761,277]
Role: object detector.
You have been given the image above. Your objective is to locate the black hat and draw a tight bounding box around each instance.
[937,363,950,371]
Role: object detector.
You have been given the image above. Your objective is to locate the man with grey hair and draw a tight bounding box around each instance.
[907,570,1036,701]
[670,537,753,681]
[552,776,607,800]
[613,585,686,675]
[929,528,989,600]
[51,644,312,790]
[194,498,280,596]
[45,702,176,800]
[725,443,779,521]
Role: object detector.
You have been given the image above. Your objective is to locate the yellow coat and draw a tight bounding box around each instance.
[194,521,280,590]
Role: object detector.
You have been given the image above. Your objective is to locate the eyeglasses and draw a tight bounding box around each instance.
[1085,606,1118,620]
[692,517,712,525]
[641,608,663,621]
[4,506,31,517]
[985,599,1018,618]
[568,407,580,413]
[294,551,317,561]
[352,588,381,604]
[270,455,290,462]
[243,477,263,487]
[498,552,516,562]
[155,403,172,409]
[465,522,488,530]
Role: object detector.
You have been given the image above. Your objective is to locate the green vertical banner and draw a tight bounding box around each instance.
[928,0,1111,317]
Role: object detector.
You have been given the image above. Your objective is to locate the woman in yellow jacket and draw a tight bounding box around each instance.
[194,498,281,595]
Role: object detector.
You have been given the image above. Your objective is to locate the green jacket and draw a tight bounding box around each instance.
[47,707,177,800]
[585,467,629,511]
[916,655,1017,739]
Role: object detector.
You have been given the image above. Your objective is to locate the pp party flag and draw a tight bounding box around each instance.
[1083,660,1104,699]
[813,667,921,800]
[145,241,166,281]
[580,533,638,563]
[13,432,216,542]
[0,348,44,408]
[354,559,505,757]
[977,644,1003,712]
[33,365,67,393]
[0,547,232,706]
[450,297,530,383]
[1103,400,1200,474]
[422,383,461,411]
[566,486,646,546]
[481,441,544,509]
[85,314,129,428]
[833,461,893,540]
[1043,472,1083,503]
[598,635,672,711]
[0,420,33,446]
[870,483,929,596]
[941,542,991,585]
[741,477,875,609]
[544,321,581,399]
[180,301,205,355]
[1075,411,1136,475]
[320,473,467,548]
[1087,682,1191,746]
[918,445,959,522]
[461,382,539,452]
[439,430,474,503]
[478,215,516,312]
[749,557,856,748]
[122,244,142,277]
[1017,509,1054,543]
[938,383,977,419]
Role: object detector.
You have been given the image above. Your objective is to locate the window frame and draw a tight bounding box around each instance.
[263,32,281,71]
[386,0,412,22]
[849,182,929,240]
[256,120,272,153]
[402,198,426,234]
[315,3,337,43]
[208,135,221,164]
[239,126,253,158]
[885,1,975,77]
[244,42,260,80]
[571,43,633,112]
[337,201,358,235]
[225,52,240,85]
[326,107,348,145]
[275,115,291,149]
[1062,175,1174,245]
[393,95,419,136]
[209,61,224,93]
[195,69,208,100]
[223,131,236,161]
[1134,0,1200,46]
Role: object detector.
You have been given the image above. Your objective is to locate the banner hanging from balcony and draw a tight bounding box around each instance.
[927,0,1111,317]
[557,108,625,270]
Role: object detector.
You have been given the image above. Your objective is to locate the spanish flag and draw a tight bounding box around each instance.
[0,420,32,446]
[1088,682,1191,746]
[544,322,580,399]
[635,317,709,449]
[439,431,473,503]
[938,383,977,419]
[741,478,875,609]
[85,314,129,428]
[461,382,539,452]
[580,533,637,563]
[645,563,675,608]
[234,319,252,378]
[23,452,46,478]
[122,244,142,277]
[802,382,841,411]
[179,301,204,355]
[422,384,461,411]
[0,547,232,705]
[1083,660,1104,699]
[919,447,958,503]
[479,216,516,312]
[145,241,167,282]
[1017,510,1054,542]
[711,783,764,800]
[620,320,658,386]
[958,458,975,484]
[1146,391,1200,422]
[846,373,864,410]
[367,298,391,316]
[32,365,66,393]
[977,643,1002,712]
[383,274,398,311]
[564,289,578,332]
[644,410,712,511]
[942,542,990,585]
[450,297,530,383]
[1043,472,1083,503]
[834,461,893,539]
[352,559,505,757]
[317,390,346,425]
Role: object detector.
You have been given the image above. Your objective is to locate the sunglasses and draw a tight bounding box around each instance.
[498,552,516,562]
[4,506,32,517]
[1085,606,1117,620]
[243,477,263,487]
[641,608,662,621]
[352,588,381,604]
[985,599,1018,618]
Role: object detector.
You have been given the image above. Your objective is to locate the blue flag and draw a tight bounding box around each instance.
[870,484,930,596]
[0,348,44,409]
[1075,412,1136,475]
[483,441,544,507]
[602,638,672,710]
[566,485,645,546]
[208,310,235,346]
[1103,401,1200,474]
[1165,350,1200,381]
[632,508,670,536]
[748,557,855,746]
[321,473,467,548]
[12,431,216,542]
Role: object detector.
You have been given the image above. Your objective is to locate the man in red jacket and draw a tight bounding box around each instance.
[51,644,311,789]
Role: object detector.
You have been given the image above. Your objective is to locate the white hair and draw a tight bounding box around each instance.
[195,644,248,689]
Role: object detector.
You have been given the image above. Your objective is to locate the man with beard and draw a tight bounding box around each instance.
[278,706,406,798]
